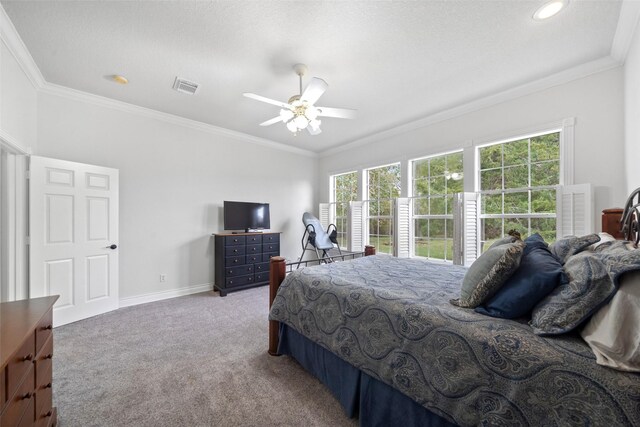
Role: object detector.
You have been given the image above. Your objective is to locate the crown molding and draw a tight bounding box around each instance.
[0,4,45,89]
[0,128,32,155]
[320,55,621,158]
[40,82,317,158]
[611,0,640,63]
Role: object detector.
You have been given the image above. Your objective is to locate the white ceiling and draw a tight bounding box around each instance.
[1,1,624,153]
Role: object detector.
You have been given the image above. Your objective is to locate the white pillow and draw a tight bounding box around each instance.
[589,232,616,251]
[580,269,640,372]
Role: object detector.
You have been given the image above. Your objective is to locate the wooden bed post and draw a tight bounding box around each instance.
[268,256,286,356]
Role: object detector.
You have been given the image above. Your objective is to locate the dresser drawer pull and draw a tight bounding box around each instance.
[229,280,233,284]
[228,270,233,274]
[45,410,53,417]
[233,249,239,253]
[247,268,251,271]
[45,353,53,359]
[22,392,33,400]
[234,260,238,263]
[45,383,52,389]
[42,324,53,330]
[23,353,34,361]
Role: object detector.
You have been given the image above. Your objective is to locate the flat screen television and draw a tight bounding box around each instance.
[223,201,270,232]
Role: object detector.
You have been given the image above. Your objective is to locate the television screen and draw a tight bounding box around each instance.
[224,201,270,231]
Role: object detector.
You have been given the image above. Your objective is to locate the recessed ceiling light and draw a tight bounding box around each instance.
[111,75,129,85]
[533,0,568,21]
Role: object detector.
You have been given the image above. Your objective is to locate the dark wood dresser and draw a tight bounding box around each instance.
[1,296,59,427]
[213,232,281,296]
[602,208,625,239]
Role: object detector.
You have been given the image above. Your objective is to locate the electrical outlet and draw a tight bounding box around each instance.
[160,274,166,282]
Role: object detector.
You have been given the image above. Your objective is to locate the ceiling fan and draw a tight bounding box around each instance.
[243,64,356,136]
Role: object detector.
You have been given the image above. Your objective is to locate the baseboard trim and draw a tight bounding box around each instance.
[119,283,214,308]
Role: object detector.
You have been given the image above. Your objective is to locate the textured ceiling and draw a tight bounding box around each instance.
[1,1,623,153]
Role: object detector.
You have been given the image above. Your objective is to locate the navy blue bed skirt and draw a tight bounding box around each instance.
[278,324,457,427]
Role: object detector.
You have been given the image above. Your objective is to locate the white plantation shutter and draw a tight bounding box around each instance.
[556,184,593,237]
[453,192,479,266]
[319,203,330,230]
[394,198,412,258]
[348,201,364,252]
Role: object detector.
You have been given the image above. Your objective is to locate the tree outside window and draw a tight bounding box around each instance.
[412,151,463,261]
[331,171,358,249]
[367,164,401,255]
[479,131,560,249]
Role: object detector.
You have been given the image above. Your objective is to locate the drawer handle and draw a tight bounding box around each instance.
[23,353,34,362]
[42,324,53,331]
[234,260,238,263]
[229,281,233,284]
[45,354,53,359]
[248,278,253,281]
[45,410,53,417]
[22,392,33,400]
[45,383,52,389]
[229,270,233,274]
[233,239,238,242]
[233,249,238,253]
[247,268,251,271]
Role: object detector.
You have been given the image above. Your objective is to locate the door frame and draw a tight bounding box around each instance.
[0,133,30,302]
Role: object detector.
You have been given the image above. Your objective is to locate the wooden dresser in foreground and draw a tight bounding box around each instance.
[1,296,59,427]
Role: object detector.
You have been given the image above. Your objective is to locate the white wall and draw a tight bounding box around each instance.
[624,19,640,194]
[0,40,37,150]
[36,92,316,299]
[318,67,626,229]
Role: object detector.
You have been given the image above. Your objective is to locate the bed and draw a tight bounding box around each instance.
[268,253,640,426]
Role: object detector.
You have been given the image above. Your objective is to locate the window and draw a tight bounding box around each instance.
[331,171,358,249]
[411,151,463,261]
[367,164,401,255]
[478,131,560,249]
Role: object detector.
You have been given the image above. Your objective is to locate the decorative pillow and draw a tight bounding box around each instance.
[476,234,567,319]
[549,234,600,264]
[580,269,640,372]
[451,241,525,308]
[530,241,640,335]
[487,235,518,251]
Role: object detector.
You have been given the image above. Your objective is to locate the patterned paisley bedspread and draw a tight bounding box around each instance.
[269,255,640,426]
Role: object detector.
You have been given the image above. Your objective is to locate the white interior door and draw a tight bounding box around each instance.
[29,156,119,326]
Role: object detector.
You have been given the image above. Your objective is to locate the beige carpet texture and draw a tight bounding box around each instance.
[52,287,357,427]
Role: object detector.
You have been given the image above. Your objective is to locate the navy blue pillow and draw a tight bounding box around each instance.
[475,234,566,319]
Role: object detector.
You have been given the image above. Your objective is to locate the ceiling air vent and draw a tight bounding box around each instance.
[172,77,199,95]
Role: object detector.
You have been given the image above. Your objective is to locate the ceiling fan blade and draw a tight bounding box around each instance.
[300,77,328,105]
[243,93,290,109]
[259,116,283,127]
[316,107,357,119]
[307,126,322,136]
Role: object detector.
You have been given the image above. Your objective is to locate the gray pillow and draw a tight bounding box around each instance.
[451,241,525,308]
[549,234,600,264]
[530,241,640,335]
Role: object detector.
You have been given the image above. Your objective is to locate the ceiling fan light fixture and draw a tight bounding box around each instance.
[533,0,568,20]
[305,105,319,120]
[293,115,309,129]
[286,120,298,133]
[279,109,294,122]
[309,119,321,131]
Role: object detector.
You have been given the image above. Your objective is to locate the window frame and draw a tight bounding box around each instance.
[329,170,358,249]
[365,162,401,255]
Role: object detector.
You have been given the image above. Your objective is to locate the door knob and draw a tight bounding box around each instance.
[107,244,117,250]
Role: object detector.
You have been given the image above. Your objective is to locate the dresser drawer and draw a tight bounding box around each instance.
[36,309,53,356]
[225,265,254,278]
[263,243,279,253]
[7,334,36,402]
[245,254,261,263]
[262,252,278,262]
[1,368,6,410]
[17,396,35,427]
[34,383,52,427]
[224,235,245,246]
[35,337,53,390]
[225,255,246,266]
[226,245,246,256]
[225,274,254,288]
[262,234,279,244]
[245,235,262,244]
[246,244,262,255]
[1,365,34,427]
[254,262,270,274]
[255,272,269,282]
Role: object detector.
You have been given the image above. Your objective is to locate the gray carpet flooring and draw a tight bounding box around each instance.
[53,287,357,427]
